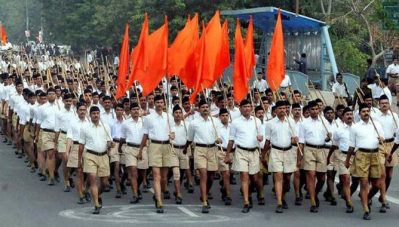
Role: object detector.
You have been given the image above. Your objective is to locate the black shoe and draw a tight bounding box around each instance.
[194,175,200,185]
[85,191,91,202]
[98,197,103,208]
[330,198,337,206]
[323,191,332,202]
[92,206,101,214]
[164,191,171,200]
[276,205,283,213]
[17,154,23,159]
[77,197,86,204]
[130,195,139,204]
[231,176,237,185]
[379,204,387,213]
[295,197,302,206]
[282,200,288,209]
[385,202,390,209]
[156,206,164,214]
[258,197,265,205]
[48,178,55,186]
[315,197,320,208]
[241,204,250,213]
[208,192,213,200]
[202,205,209,213]
[224,197,232,206]
[249,197,253,208]
[138,190,143,200]
[175,196,183,204]
[64,185,71,192]
[187,184,194,193]
[30,167,36,173]
[69,178,75,188]
[346,205,354,213]
[39,175,47,181]
[121,184,127,194]
[54,172,60,183]
[310,205,318,213]
[363,212,371,220]
[115,191,122,198]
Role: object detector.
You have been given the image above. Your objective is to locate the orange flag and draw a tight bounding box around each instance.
[168,13,199,80]
[116,24,130,99]
[233,19,249,103]
[1,24,7,45]
[126,14,149,94]
[244,16,255,80]
[214,20,230,82]
[189,22,207,104]
[136,16,168,96]
[266,10,285,92]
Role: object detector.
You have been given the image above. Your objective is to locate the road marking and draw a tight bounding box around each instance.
[177,206,199,217]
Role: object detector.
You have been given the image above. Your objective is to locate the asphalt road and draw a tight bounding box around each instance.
[1,136,399,227]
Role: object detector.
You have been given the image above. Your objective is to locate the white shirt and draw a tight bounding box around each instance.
[121,117,144,144]
[79,121,111,153]
[280,75,292,88]
[55,107,76,132]
[252,79,268,92]
[299,116,331,145]
[227,106,241,120]
[332,123,354,152]
[143,111,170,141]
[100,110,116,128]
[386,63,399,76]
[229,115,263,148]
[36,102,60,130]
[171,120,188,146]
[367,83,382,99]
[265,117,295,148]
[67,117,88,141]
[110,118,124,140]
[350,119,384,149]
[188,115,219,144]
[332,82,348,97]
[376,110,399,139]
[18,101,31,125]
[218,122,231,149]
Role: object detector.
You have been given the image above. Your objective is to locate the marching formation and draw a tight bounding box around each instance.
[1,49,399,221]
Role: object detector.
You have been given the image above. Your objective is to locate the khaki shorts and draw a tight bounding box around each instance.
[83,151,110,177]
[379,142,398,167]
[325,148,336,171]
[148,143,172,168]
[174,147,190,170]
[40,130,56,152]
[217,149,230,172]
[137,147,149,170]
[303,146,327,173]
[124,145,140,167]
[109,142,120,163]
[350,151,381,178]
[336,151,352,175]
[119,144,127,165]
[67,144,79,168]
[57,132,67,153]
[232,147,260,175]
[23,125,33,143]
[12,113,18,129]
[194,146,218,171]
[268,147,297,173]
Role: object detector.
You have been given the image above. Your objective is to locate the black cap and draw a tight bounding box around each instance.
[219,108,229,116]
[89,106,100,113]
[239,99,250,107]
[130,102,139,109]
[198,99,208,107]
[275,100,286,108]
[342,107,352,115]
[173,104,182,113]
[292,103,301,109]
[154,94,164,102]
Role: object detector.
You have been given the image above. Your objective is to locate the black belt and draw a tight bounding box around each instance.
[272,145,292,151]
[113,138,120,143]
[237,145,258,152]
[42,128,55,133]
[127,143,140,148]
[385,138,394,143]
[73,141,79,145]
[358,148,378,153]
[86,149,108,156]
[306,143,324,149]
[323,145,331,149]
[196,143,216,148]
[172,144,185,149]
[60,130,67,134]
[341,150,348,154]
[151,139,170,144]
[221,147,235,152]
[292,143,298,147]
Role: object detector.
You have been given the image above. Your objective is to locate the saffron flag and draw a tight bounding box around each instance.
[116,24,130,99]
[244,16,255,80]
[135,16,168,96]
[214,20,230,82]
[266,10,285,91]
[233,19,249,103]
[126,14,149,94]
[1,24,7,45]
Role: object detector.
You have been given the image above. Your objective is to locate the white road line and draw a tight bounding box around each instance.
[334,179,399,205]
[177,206,199,218]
